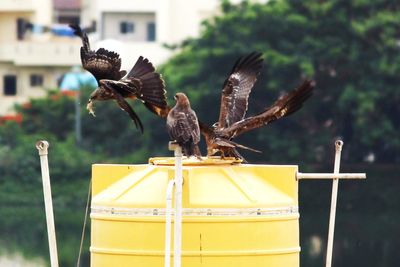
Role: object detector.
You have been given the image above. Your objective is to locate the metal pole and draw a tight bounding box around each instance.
[296,173,366,180]
[164,179,175,267]
[76,178,91,267]
[325,140,343,267]
[173,145,183,267]
[75,90,82,145]
[36,141,59,267]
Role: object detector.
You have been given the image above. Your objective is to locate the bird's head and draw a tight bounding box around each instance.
[86,81,114,116]
[174,92,190,107]
[212,122,220,129]
[89,80,114,102]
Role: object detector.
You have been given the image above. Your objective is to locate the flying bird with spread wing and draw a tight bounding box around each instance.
[70,24,167,133]
[217,51,264,129]
[195,51,314,160]
[197,51,264,158]
[200,79,314,160]
[167,93,201,157]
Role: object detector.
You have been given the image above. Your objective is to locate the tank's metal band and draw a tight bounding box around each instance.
[91,206,298,217]
[90,246,301,256]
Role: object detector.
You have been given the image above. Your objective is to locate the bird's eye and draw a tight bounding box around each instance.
[174,94,178,99]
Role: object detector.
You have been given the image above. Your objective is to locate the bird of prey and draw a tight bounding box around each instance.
[167,93,201,157]
[70,24,167,133]
[200,79,314,160]
[217,51,264,129]
[196,51,264,158]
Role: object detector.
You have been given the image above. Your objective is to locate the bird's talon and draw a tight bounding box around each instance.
[87,102,96,117]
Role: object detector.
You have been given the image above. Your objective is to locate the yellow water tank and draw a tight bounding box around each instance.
[90,158,299,267]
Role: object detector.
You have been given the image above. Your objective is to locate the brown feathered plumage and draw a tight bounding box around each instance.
[222,80,315,138]
[197,52,264,159]
[70,24,167,133]
[200,75,314,160]
[167,93,201,157]
[218,52,263,129]
[69,24,126,82]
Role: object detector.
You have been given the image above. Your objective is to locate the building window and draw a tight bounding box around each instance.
[57,15,80,25]
[17,18,28,40]
[147,22,156,41]
[120,22,135,34]
[4,75,17,96]
[30,74,44,87]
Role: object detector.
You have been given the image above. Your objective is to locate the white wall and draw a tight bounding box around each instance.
[166,0,219,44]
[102,12,155,41]
[81,0,220,45]
[0,12,24,42]
[32,0,53,25]
[0,62,68,114]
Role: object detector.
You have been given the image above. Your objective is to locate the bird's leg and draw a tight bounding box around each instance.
[207,148,213,157]
[194,145,203,161]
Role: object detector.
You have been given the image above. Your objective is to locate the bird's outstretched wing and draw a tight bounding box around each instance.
[69,24,126,82]
[222,79,314,138]
[99,80,144,133]
[218,52,263,129]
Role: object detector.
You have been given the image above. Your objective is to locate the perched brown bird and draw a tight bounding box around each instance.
[70,24,167,133]
[200,79,314,160]
[167,93,201,157]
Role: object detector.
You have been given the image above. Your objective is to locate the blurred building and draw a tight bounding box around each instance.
[0,0,220,115]
[0,0,80,115]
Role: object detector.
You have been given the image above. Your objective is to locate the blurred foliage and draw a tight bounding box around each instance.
[161,0,400,164]
[1,0,400,266]
[299,164,400,267]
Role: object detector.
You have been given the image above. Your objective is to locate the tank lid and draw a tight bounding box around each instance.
[149,156,242,166]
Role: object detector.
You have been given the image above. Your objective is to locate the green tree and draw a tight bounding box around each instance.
[160,0,400,163]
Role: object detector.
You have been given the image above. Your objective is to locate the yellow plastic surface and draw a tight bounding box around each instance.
[91,158,299,267]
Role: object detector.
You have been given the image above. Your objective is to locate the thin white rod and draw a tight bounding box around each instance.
[36,141,59,267]
[325,140,343,267]
[164,179,175,267]
[76,178,91,267]
[173,146,183,267]
[297,173,366,179]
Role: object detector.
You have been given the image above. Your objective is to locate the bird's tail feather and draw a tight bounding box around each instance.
[225,148,248,163]
[127,56,168,115]
[182,142,201,158]
[127,56,155,77]
[216,138,261,153]
[231,141,262,153]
